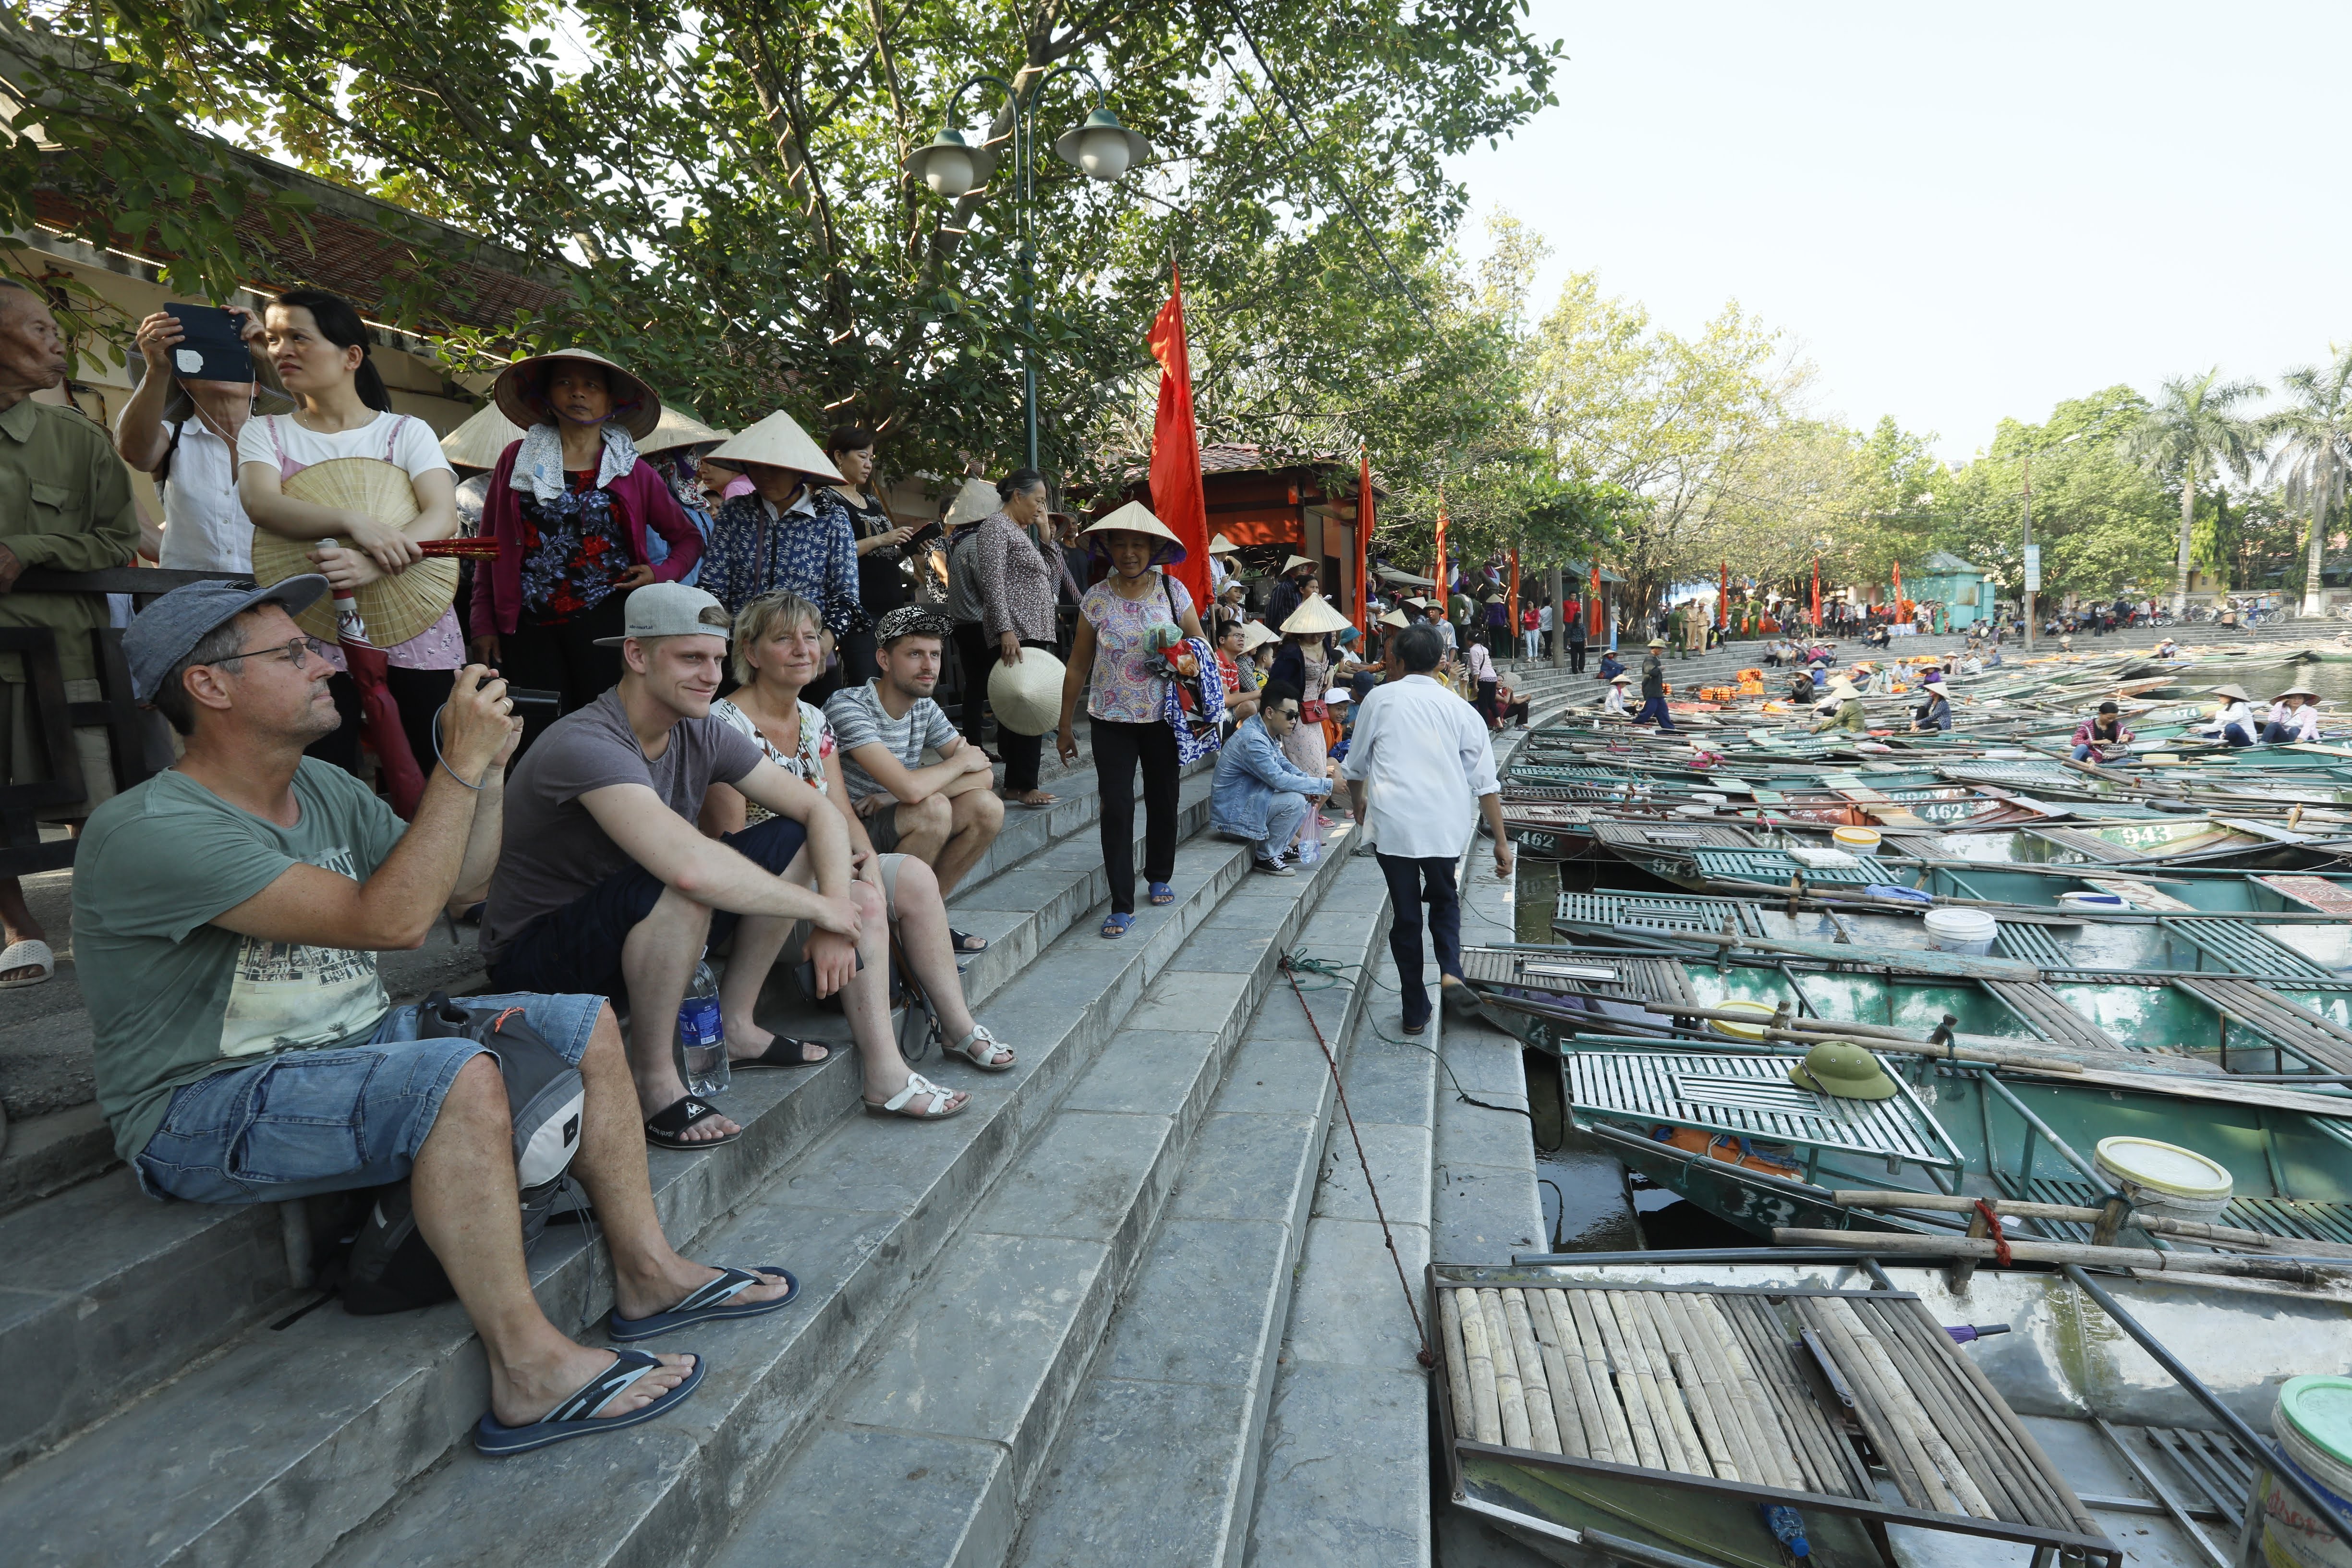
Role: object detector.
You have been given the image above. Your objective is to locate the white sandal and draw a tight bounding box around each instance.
[0,938,54,989]
[863,1071,968,1120]
[945,1024,1016,1073]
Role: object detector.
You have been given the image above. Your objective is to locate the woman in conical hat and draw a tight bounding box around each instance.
[469,345,704,742]
[699,413,860,698]
[238,288,465,786]
[1057,500,1206,936]
[1269,593,1349,785]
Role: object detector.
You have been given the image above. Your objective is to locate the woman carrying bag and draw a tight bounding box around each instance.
[468,348,704,744]
[1056,502,1204,938]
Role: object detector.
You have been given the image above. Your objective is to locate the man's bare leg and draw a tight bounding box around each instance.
[884,793,950,865]
[618,886,736,1140]
[930,779,1004,897]
[0,875,48,982]
[412,1050,695,1427]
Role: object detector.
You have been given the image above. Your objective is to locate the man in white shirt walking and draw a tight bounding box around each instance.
[1340,622,1510,1035]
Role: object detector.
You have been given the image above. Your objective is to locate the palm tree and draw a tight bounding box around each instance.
[2267,348,2352,616]
[2124,369,2265,614]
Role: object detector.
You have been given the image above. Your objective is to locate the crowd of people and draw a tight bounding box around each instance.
[3,283,1517,1458]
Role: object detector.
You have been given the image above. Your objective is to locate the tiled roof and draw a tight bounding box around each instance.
[1115,442,1388,496]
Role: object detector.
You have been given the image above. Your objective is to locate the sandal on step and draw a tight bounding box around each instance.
[472,1349,703,1456]
[608,1265,798,1341]
[0,938,54,989]
[863,1071,968,1119]
[1148,882,1175,906]
[732,1036,830,1069]
[945,1023,1016,1072]
[644,1095,740,1150]
[1100,911,1135,939]
[948,927,989,953]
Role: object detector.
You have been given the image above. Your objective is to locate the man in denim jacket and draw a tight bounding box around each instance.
[1208,679,1326,876]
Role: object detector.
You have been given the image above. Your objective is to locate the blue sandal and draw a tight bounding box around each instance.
[1100,911,1136,939]
[473,1349,703,1456]
[607,1264,797,1342]
[1148,882,1175,906]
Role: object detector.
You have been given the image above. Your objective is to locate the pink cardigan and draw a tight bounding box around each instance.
[471,442,705,635]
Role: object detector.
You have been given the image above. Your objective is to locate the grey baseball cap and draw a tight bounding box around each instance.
[124,575,330,702]
[593,581,732,646]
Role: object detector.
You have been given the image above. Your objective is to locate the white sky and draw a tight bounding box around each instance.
[1446,0,2352,461]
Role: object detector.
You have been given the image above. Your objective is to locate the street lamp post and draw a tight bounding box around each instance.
[2018,429,2086,656]
[906,71,1150,475]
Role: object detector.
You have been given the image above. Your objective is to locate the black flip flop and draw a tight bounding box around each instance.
[732,1036,830,1069]
[949,928,988,954]
[644,1095,740,1150]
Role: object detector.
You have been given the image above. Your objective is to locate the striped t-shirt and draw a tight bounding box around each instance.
[823,679,960,802]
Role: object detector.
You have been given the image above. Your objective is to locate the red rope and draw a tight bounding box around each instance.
[1972,1198,2013,1266]
[1282,957,1433,1369]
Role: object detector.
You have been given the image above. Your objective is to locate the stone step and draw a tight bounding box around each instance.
[1006,852,1398,1568]
[0,757,1203,1503]
[320,823,1360,1568]
[694,828,1370,1568]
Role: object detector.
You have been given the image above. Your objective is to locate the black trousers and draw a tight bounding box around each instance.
[1567,640,1587,672]
[1377,852,1462,1027]
[952,620,994,751]
[991,638,1056,792]
[838,627,881,686]
[497,595,628,754]
[1092,717,1179,915]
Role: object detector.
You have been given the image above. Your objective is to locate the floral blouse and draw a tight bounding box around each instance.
[701,490,868,637]
[1082,572,1193,723]
[710,696,834,826]
[517,471,635,624]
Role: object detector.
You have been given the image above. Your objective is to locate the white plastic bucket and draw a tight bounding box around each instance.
[1831,826,1882,851]
[2245,1377,2352,1568]
[2094,1136,2234,1224]
[1923,906,1999,956]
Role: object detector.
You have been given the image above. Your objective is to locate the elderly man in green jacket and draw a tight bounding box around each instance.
[0,278,142,985]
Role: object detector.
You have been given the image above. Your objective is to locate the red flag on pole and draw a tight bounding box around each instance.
[1811,558,1822,629]
[1508,546,1521,642]
[1147,265,1212,614]
[1356,443,1374,632]
[1719,559,1729,630]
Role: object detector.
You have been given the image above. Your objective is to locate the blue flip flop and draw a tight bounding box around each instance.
[607,1264,798,1342]
[1100,911,1136,939]
[1148,882,1175,906]
[473,1348,703,1456]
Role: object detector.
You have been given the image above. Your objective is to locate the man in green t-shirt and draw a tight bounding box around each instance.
[73,577,794,1455]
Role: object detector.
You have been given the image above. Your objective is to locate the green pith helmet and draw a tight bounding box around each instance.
[1788,1040,1898,1101]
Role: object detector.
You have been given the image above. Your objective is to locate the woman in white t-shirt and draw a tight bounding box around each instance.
[237,289,461,779]
[699,590,1015,1082]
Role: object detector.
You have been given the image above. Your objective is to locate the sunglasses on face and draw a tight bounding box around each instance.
[1274,705,1299,719]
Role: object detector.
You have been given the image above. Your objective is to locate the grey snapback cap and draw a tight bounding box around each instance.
[125,575,331,702]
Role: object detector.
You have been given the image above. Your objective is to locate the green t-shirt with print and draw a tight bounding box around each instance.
[73,759,408,1163]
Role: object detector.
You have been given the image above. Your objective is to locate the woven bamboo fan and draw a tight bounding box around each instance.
[251,458,460,647]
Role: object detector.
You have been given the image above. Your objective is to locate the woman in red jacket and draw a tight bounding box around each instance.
[467,349,703,747]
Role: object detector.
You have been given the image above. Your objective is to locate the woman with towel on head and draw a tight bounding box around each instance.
[466,346,704,746]
[1056,503,1204,938]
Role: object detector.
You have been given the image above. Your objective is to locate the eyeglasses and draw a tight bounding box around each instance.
[209,636,331,671]
[1274,706,1300,719]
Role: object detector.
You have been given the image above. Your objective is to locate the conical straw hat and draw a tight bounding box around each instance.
[637,405,725,456]
[987,649,1067,736]
[1240,620,1284,649]
[493,348,662,439]
[1378,608,1410,629]
[1208,533,1239,555]
[943,476,1002,527]
[708,408,845,483]
[1281,554,1315,573]
[2209,683,2250,702]
[1280,596,1351,636]
[440,402,524,471]
[254,459,460,646]
[1081,500,1187,564]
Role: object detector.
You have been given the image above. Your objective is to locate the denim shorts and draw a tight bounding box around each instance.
[486,815,808,1000]
[133,990,607,1204]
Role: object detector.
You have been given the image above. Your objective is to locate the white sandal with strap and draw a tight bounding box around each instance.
[0,938,54,989]
[863,1071,968,1120]
[945,1024,1016,1073]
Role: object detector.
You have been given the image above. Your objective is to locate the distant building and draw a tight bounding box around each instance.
[1909,549,1993,629]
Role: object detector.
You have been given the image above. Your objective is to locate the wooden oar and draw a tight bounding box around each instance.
[1830,1190,2352,1258]
[1636,1000,2086,1074]
[1770,1227,2329,1284]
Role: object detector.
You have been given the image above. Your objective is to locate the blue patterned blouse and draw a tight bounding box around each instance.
[701,489,868,637]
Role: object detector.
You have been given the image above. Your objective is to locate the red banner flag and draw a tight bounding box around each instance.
[1811,559,1822,629]
[1146,265,1212,614]
[1719,559,1729,630]
[1356,444,1374,632]
[1508,546,1521,642]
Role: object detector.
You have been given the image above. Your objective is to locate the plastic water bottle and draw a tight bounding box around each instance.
[675,951,727,1098]
[1759,1504,1810,1558]
[1297,808,1323,866]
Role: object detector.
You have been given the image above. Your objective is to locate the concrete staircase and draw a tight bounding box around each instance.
[0,665,1594,1568]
